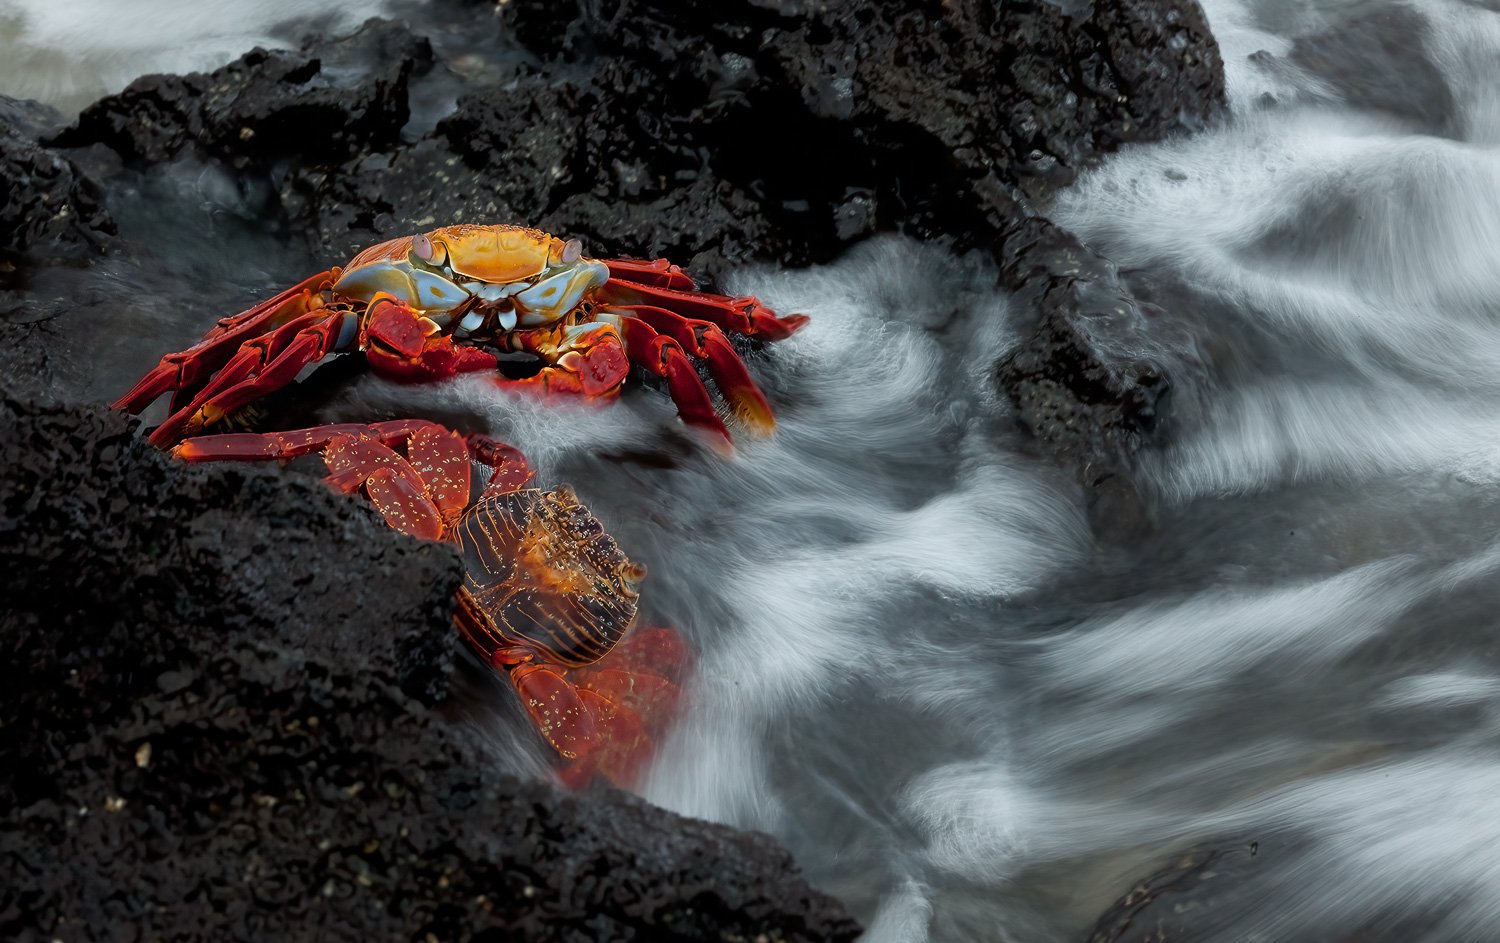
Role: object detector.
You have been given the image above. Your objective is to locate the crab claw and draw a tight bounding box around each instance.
[494,322,630,400]
[361,294,498,383]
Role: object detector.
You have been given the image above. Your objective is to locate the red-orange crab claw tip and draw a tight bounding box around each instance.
[778,312,812,335]
[702,427,737,460]
[114,365,176,413]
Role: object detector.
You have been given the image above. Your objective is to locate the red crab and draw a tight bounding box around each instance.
[117,224,808,453]
[175,418,688,788]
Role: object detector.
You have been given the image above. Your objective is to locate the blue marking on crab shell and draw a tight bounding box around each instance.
[334,262,467,313]
[334,311,360,351]
[515,261,609,322]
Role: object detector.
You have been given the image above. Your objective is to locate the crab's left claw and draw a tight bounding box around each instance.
[361,294,499,382]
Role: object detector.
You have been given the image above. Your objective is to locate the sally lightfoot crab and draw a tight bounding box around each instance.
[117,224,809,453]
[176,418,688,788]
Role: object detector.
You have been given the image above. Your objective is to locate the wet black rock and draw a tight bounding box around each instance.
[494,0,1225,248]
[0,393,861,942]
[40,1,1224,479]
[52,18,432,167]
[1086,840,1426,942]
[994,214,1171,485]
[0,98,116,258]
[1250,6,1456,137]
[1,2,1235,935]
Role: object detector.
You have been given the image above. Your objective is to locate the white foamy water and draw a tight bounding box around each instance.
[22,0,1500,938]
[0,0,407,115]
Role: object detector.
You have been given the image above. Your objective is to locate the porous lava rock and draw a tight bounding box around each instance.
[1,0,1235,934]
[0,394,861,942]
[499,0,1224,207]
[51,18,431,167]
[0,98,115,259]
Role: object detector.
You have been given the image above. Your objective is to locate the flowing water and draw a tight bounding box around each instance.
[10,0,1500,938]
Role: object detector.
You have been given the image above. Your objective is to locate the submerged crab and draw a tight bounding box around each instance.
[176,419,688,787]
[118,224,808,453]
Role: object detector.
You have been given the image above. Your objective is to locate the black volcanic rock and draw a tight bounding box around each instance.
[0,394,861,942]
[495,0,1225,240]
[994,214,1172,485]
[0,98,116,258]
[40,2,1224,479]
[1086,840,1424,942]
[51,19,431,166]
[0,2,1236,935]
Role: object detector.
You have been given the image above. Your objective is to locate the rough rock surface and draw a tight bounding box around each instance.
[0,394,862,942]
[0,98,116,258]
[480,0,1221,478]
[51,18,431,167]
[993,214,1172,484]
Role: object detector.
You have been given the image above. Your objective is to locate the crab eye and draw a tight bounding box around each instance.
[561,239,582,264]
[413,232,435,262]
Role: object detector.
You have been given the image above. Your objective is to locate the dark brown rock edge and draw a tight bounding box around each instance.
[0,394,860,942]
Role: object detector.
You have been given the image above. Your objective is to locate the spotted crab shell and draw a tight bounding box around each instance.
[452,488,643,668]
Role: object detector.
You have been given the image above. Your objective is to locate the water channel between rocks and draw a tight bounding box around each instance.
[8,0,1500,938]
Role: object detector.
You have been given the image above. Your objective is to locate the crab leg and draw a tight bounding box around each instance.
[402,425,472,526]
[177,421,536,500]
[468,434,537,496]
[611,315,734,452]
[499,653,601,761]
[173,418,441,461]
[147,311,357,447]
[600,276,810,341]
[556,624,690,789]
[603,258,698,291]
[114,271,337,415]
[611,304,777,434]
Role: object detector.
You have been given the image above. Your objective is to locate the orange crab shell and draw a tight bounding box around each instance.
[342,224,574,285]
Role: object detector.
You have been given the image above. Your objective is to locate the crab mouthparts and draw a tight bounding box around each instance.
[455,298,518,337]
